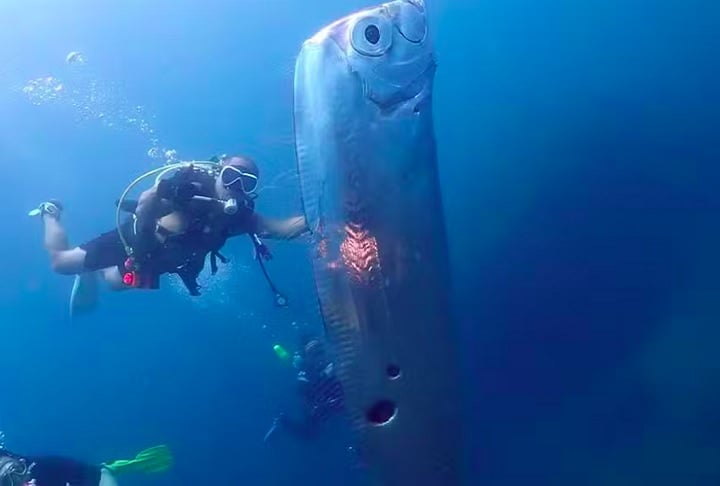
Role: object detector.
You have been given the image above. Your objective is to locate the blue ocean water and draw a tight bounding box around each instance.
[0,0,719,485]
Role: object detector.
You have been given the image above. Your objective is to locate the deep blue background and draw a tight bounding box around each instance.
[1,0,719,484]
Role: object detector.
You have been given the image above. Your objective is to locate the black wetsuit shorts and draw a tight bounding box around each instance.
[79,223,132,272]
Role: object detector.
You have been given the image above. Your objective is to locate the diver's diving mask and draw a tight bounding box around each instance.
[220,165,258,196]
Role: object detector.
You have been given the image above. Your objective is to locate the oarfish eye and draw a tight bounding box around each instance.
[395,1,427,43]
[350,14,392,57]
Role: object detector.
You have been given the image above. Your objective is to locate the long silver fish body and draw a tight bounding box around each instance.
[293,1,463,484]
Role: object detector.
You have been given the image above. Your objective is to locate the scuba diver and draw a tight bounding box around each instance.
[265,337,345,442]
[30,155,308,314]
[0,444,172,486]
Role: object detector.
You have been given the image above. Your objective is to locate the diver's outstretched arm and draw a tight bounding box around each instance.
[253,214,309,240]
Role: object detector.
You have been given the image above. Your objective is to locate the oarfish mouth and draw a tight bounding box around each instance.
[364,59,436,113]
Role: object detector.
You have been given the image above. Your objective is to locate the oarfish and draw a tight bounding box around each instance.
[293,1,463,484]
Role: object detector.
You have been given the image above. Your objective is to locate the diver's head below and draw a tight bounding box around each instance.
[215,155,260,202]
[0,454,33,486]
[303,339,331,374]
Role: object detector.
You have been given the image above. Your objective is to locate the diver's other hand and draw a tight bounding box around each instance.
[157,179,201,202]
[155,179,175,200]
[176,182,201,201]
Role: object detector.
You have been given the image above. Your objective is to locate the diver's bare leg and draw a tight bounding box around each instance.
[42,214,87,274]
[102,267,130,291]
[43,214,68,252]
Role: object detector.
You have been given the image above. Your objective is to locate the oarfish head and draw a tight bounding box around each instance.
[307,0,435,112]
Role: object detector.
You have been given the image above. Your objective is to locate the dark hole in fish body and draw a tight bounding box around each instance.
[386,364,401,380]
[365,24,380,44]
[367,399,397,425]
